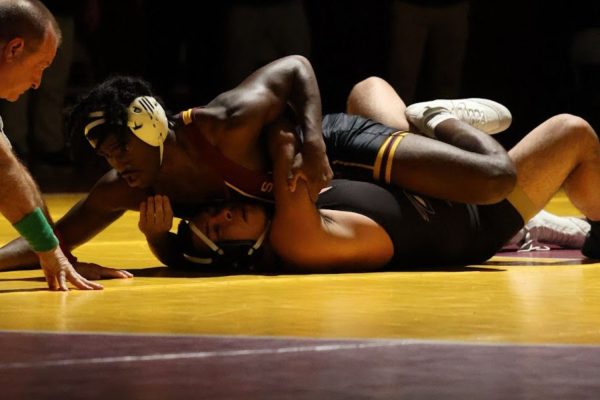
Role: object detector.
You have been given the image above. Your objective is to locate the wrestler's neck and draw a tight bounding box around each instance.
[154,131,189,179]
[152,131,220,190]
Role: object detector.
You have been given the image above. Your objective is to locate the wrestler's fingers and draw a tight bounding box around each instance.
[139,201,147,223]
[154,194,164,220]
[45,272,59,291]
[57,271,69,291]
[288,172,305,193]
[115,269,134,278]
[146,197,156,224]
[163,196,173,220]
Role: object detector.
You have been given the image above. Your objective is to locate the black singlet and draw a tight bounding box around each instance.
[316,180,524,267]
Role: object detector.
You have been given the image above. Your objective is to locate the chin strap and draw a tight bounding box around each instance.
[249,222,270,256]
[184,221,271,265]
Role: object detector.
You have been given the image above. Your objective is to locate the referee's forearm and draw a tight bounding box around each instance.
[0,145,45,224]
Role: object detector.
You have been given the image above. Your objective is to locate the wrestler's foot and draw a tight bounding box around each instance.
[515,210,590,252]
[405,98,512,137]
[582,220,600,259]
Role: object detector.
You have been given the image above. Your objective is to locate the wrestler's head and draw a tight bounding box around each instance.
[68,76,170,188]
[177,202,273,271]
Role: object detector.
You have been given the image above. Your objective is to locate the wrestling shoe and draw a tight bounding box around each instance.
[405,98,512,136]
[582,220,600,259]
[518,210,590,251]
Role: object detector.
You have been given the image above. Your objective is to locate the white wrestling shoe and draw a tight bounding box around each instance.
[509,210,591,252]
[405,98,512,136]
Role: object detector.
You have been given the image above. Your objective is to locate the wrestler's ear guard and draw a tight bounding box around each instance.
[84,96,169,164]
[126,96,169,163]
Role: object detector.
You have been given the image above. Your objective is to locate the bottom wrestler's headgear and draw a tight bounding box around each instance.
[177,219,271,272]
[83,96,169,164]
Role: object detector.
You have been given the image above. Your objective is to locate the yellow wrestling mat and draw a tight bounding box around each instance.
[1,193,599,344]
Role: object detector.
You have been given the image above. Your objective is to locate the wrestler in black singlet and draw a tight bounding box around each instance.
[316,180,525,267]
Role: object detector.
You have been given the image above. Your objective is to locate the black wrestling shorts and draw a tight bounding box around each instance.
[322,113,410,184]
[317,179,526,268]
[385,187,525,267]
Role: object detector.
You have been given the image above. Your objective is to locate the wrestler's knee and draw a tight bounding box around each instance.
[351,76,389,91]
[346,76,389,112]
[552,113,598,144]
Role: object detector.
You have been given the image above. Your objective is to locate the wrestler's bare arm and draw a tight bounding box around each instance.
[0,170,143,269]
[58,171,146,248]
[212,56,321,146]
[267,124,393,272]
[187,55,332,196]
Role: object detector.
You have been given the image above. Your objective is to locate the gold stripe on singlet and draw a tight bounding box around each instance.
[384,132,409,184]
[182,109,193,125]
[373,131,410,183]
[373,134,396,181]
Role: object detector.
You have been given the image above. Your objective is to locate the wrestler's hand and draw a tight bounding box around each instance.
[37,246,104,291]
[139,195,174,242]
[74,261,133,280]
[291,147,333,201]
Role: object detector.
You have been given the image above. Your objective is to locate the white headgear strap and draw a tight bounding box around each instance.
[186,222,224,264]
[185,220,271,265]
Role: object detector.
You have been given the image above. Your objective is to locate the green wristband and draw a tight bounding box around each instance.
[13,207,59,252]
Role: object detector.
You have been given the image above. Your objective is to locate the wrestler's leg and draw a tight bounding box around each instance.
[508,114,600,220]
[344,77,516,204]
[340,78,515,203]
[507,114,600,257]
[346,77,410,131]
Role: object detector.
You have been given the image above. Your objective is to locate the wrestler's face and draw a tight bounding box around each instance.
[97,132,161,188]
[0,28,58,101]
[190,203,269,246]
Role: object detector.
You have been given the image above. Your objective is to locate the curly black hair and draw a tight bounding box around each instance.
[67,75,169,151]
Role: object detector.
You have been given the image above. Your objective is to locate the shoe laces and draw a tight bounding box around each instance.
[517,229,550,252]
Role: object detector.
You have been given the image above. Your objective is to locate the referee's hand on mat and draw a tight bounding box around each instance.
[37,247,104,291]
